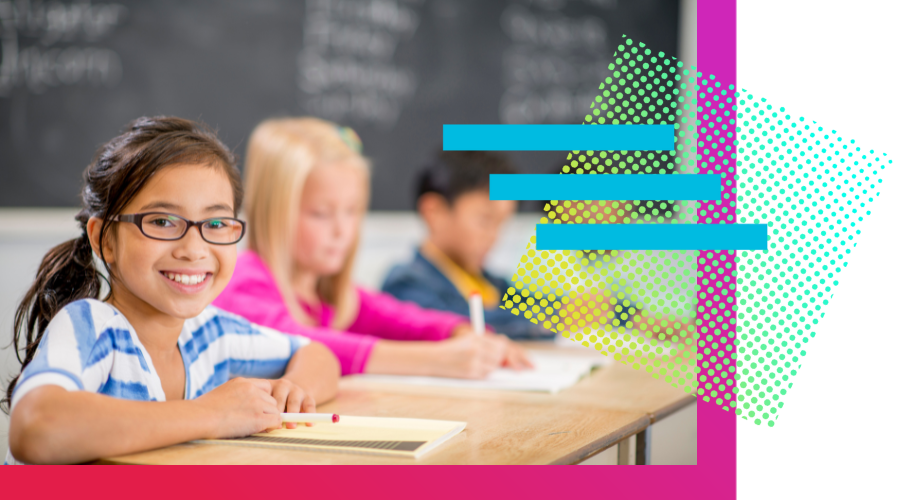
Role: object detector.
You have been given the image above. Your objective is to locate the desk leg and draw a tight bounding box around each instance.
[617,437,631,465]
[636,426,652,465]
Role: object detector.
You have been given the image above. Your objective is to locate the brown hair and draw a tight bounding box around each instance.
[2,116,240,413]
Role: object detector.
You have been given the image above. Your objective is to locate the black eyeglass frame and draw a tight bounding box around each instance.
[112,212,246,245]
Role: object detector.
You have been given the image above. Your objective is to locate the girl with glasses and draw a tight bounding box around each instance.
[3,116,340,465]
[213,117,531,379]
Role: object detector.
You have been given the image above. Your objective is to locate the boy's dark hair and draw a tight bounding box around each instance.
[415,151,518,206]
[2,116,240,414]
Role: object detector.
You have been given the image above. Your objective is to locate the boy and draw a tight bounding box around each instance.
[381,151,554,340]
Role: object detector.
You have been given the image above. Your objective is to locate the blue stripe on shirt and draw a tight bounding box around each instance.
[14,367,85,395]
[189,357,293,399]
[86,328,151,373]
[12,335,88,395]
[10,299,302,410]
[180,316,224,366]
[67,300,98,370]
[181,313,259,366]
[98,376,155,401]
[192,359,230,398]
[286,336,302,357]
[227,357,293,381]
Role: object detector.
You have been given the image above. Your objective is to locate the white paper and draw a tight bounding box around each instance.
[350,351,611,394]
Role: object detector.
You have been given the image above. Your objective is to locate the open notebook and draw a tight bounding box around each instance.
[349,350,612,394]
[201,416,466,459]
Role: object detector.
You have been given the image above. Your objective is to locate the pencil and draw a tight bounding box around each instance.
[281,413,340,424]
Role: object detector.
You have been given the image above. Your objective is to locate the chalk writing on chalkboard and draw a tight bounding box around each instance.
[0,0,126,96]
[499,0,615,124]
[0,0,679,209]
[298,0,423,128]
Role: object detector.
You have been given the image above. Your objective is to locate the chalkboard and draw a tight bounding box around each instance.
[0,0,680,210]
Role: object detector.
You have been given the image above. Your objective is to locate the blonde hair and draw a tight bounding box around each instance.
[244,117,369,330]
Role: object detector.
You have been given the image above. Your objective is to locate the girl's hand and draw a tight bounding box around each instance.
[491,334,534,370]
[430,334,507,379]
[193,377,282,438]
[268,377,316,428]
[450,325,533,370]
[450,324,475,337]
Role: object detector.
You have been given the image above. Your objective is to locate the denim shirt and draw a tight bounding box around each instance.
[381,250,556,340]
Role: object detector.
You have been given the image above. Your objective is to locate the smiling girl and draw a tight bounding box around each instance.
[213,117,530,378]
[3,117,339,465]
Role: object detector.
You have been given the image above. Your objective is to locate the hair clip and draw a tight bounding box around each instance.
[336,125,363,154]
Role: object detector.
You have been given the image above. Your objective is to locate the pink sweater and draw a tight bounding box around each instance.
[213,251,467,375]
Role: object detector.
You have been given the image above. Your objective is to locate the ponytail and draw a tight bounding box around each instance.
[2,115,240,414]
[1,209,103,413]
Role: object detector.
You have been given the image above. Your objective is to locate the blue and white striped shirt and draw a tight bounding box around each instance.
[6,299,309,464]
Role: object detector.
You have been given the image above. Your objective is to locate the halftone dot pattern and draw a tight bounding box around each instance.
[499,36,745,397]
[692,64,739,413]
[733,93,890,426]
[502,240,700,391]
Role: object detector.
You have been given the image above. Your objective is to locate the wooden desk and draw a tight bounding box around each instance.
[337,342,696,465]
[100,344,694,465]
[342,342,696,424]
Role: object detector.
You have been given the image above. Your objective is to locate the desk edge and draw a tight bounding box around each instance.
[649,395,697,423]
[547,414,650,465]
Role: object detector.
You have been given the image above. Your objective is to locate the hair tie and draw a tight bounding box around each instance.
[336,125,363,154]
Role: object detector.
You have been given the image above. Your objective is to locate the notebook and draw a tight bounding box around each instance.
[201,416,466,459]
[349,350,611,394]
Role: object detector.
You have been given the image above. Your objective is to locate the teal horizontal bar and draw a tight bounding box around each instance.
[490,174,721,201]
[536,224,768,250]
[442,124,674,151]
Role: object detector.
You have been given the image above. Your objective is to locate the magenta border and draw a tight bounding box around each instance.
[694,0,738,495]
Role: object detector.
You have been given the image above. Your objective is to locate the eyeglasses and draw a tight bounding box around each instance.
[112,212,246,245]
[336,125,363,153]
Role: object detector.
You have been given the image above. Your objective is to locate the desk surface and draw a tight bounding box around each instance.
[100,344,694,465]
[341,342,695,423]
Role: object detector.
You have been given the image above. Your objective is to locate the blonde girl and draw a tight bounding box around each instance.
[214,117,530,377]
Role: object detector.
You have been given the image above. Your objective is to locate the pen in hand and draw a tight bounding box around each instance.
[469,293,485,336]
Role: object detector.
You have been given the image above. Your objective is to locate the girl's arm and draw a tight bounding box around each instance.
[278,340,340,404]
[215,279,381,376]
[354,291,533,376]
[260,341,340,429]
[9,377,282,464]
[364,335,510,379]
[351,288,468,342]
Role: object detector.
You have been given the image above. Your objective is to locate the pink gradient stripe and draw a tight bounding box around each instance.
[695,6,739,407]
[696,0,737,496]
